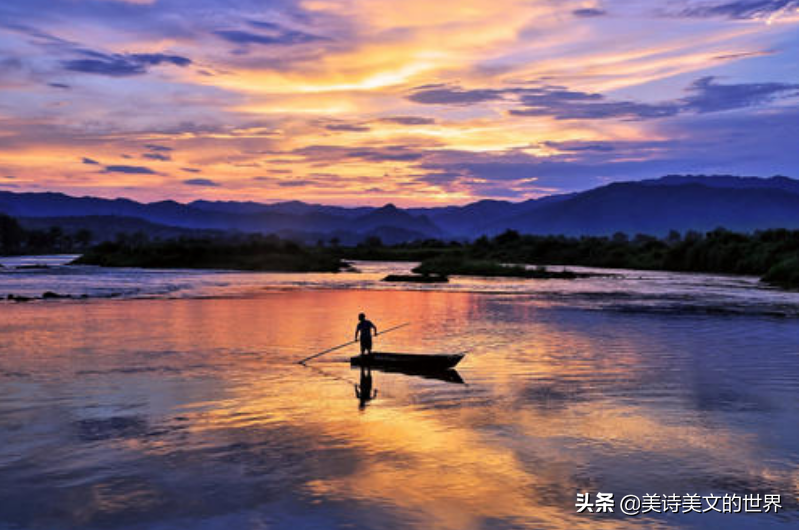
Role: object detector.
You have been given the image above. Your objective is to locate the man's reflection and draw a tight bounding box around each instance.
[355,365,378,409]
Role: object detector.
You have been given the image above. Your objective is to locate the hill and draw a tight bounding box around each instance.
[2,174,799,240]
[490,180,799,236]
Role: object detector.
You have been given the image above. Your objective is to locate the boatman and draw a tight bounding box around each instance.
[355,313,378,356]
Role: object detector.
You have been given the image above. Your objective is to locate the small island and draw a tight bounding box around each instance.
[73,235,347,273]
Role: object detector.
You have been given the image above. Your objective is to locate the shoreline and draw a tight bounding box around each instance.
[2,260,797,319]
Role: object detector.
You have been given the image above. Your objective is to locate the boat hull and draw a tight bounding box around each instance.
[350,352,464,371]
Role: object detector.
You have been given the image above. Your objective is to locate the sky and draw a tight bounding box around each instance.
[1,0,798,206]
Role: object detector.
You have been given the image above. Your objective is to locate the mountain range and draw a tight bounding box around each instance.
[2,175,799,242]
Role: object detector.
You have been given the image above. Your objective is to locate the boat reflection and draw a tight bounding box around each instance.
[351,363,465,385]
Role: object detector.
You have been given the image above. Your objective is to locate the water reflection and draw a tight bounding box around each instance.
[355,366,378,409]
[0,289,797,529]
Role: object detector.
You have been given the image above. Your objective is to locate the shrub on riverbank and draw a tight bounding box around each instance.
[762,257,799,290]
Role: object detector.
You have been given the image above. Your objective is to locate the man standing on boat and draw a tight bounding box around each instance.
[355,313,378,356]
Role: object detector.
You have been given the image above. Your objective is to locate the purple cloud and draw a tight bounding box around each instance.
[573,8,607,17]
[62,51,191,77]
[325,123,371,132]
[143,153,171,161]
[183,178,220,187]
[104,165,157,174]
[679,0,799,19]
[379,116,436,125]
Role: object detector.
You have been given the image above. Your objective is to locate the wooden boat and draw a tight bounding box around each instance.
[350,352,464,371]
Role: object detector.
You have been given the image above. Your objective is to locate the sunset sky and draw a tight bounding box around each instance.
[1,0,798,205]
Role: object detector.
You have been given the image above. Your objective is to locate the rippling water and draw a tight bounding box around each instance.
[1,257,798,529]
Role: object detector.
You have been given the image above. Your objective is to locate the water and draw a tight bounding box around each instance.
[1,257,798,529]
[2,255,798,317]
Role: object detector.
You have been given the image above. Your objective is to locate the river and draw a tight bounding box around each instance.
[1,256,797,529]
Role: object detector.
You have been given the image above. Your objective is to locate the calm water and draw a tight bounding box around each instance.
[1,257,798,529]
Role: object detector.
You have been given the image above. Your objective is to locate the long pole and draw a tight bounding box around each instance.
[298,322,410,365]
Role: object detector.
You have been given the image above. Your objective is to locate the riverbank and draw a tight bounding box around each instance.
[343,229,799,290]
[7,226,799,289]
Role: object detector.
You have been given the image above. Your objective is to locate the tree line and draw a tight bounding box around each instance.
[3,210,797,288]
[0,213,93,255]
[341,228,799,288]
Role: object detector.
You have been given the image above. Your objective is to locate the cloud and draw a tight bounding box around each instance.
[573,8,607,17]
[543,141,615,152]
[183,178,220,187]
[410,78,798,121]
[82,157,100,165]
[679,0,799,19]
[62,51,191,77]
[278,179,315,187]
[2,0,798,203]
[214,22,325,47]
[713,50,774,61]
[292,144,427,163]
[407,84,505,105]
[48,82,70,89]
[511,97,680,120]
[379,116,436,125]
[103,164,157,174]
[249,176,344,189]
[143,152,171,161]
[144,144,173,152]
[411,104,799,196]
[325,123,371,132]
[682,76,799,113]
[406,83,673,120]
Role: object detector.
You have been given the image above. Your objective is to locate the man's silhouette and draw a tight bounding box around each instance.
[355,313,377,356]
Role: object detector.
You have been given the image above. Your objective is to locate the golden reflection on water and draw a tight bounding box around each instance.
[1,289,797,529]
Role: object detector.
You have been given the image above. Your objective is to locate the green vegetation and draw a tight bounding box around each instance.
[4,209,799,289]
[339,228,799,289]
[1,213,93,255]
[762,256,799,289]
[74,234,346,272]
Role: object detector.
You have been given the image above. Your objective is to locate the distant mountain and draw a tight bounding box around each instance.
[2,175,799,241]
[644,174,799,193]
[0,192,219,228]
[490,180,799,236]
[351,204,443,237]
[190,199,373,218]
[409,199,517,235]
[18,216,222,242]
[0,191,446,242]
[408,194,578,236]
